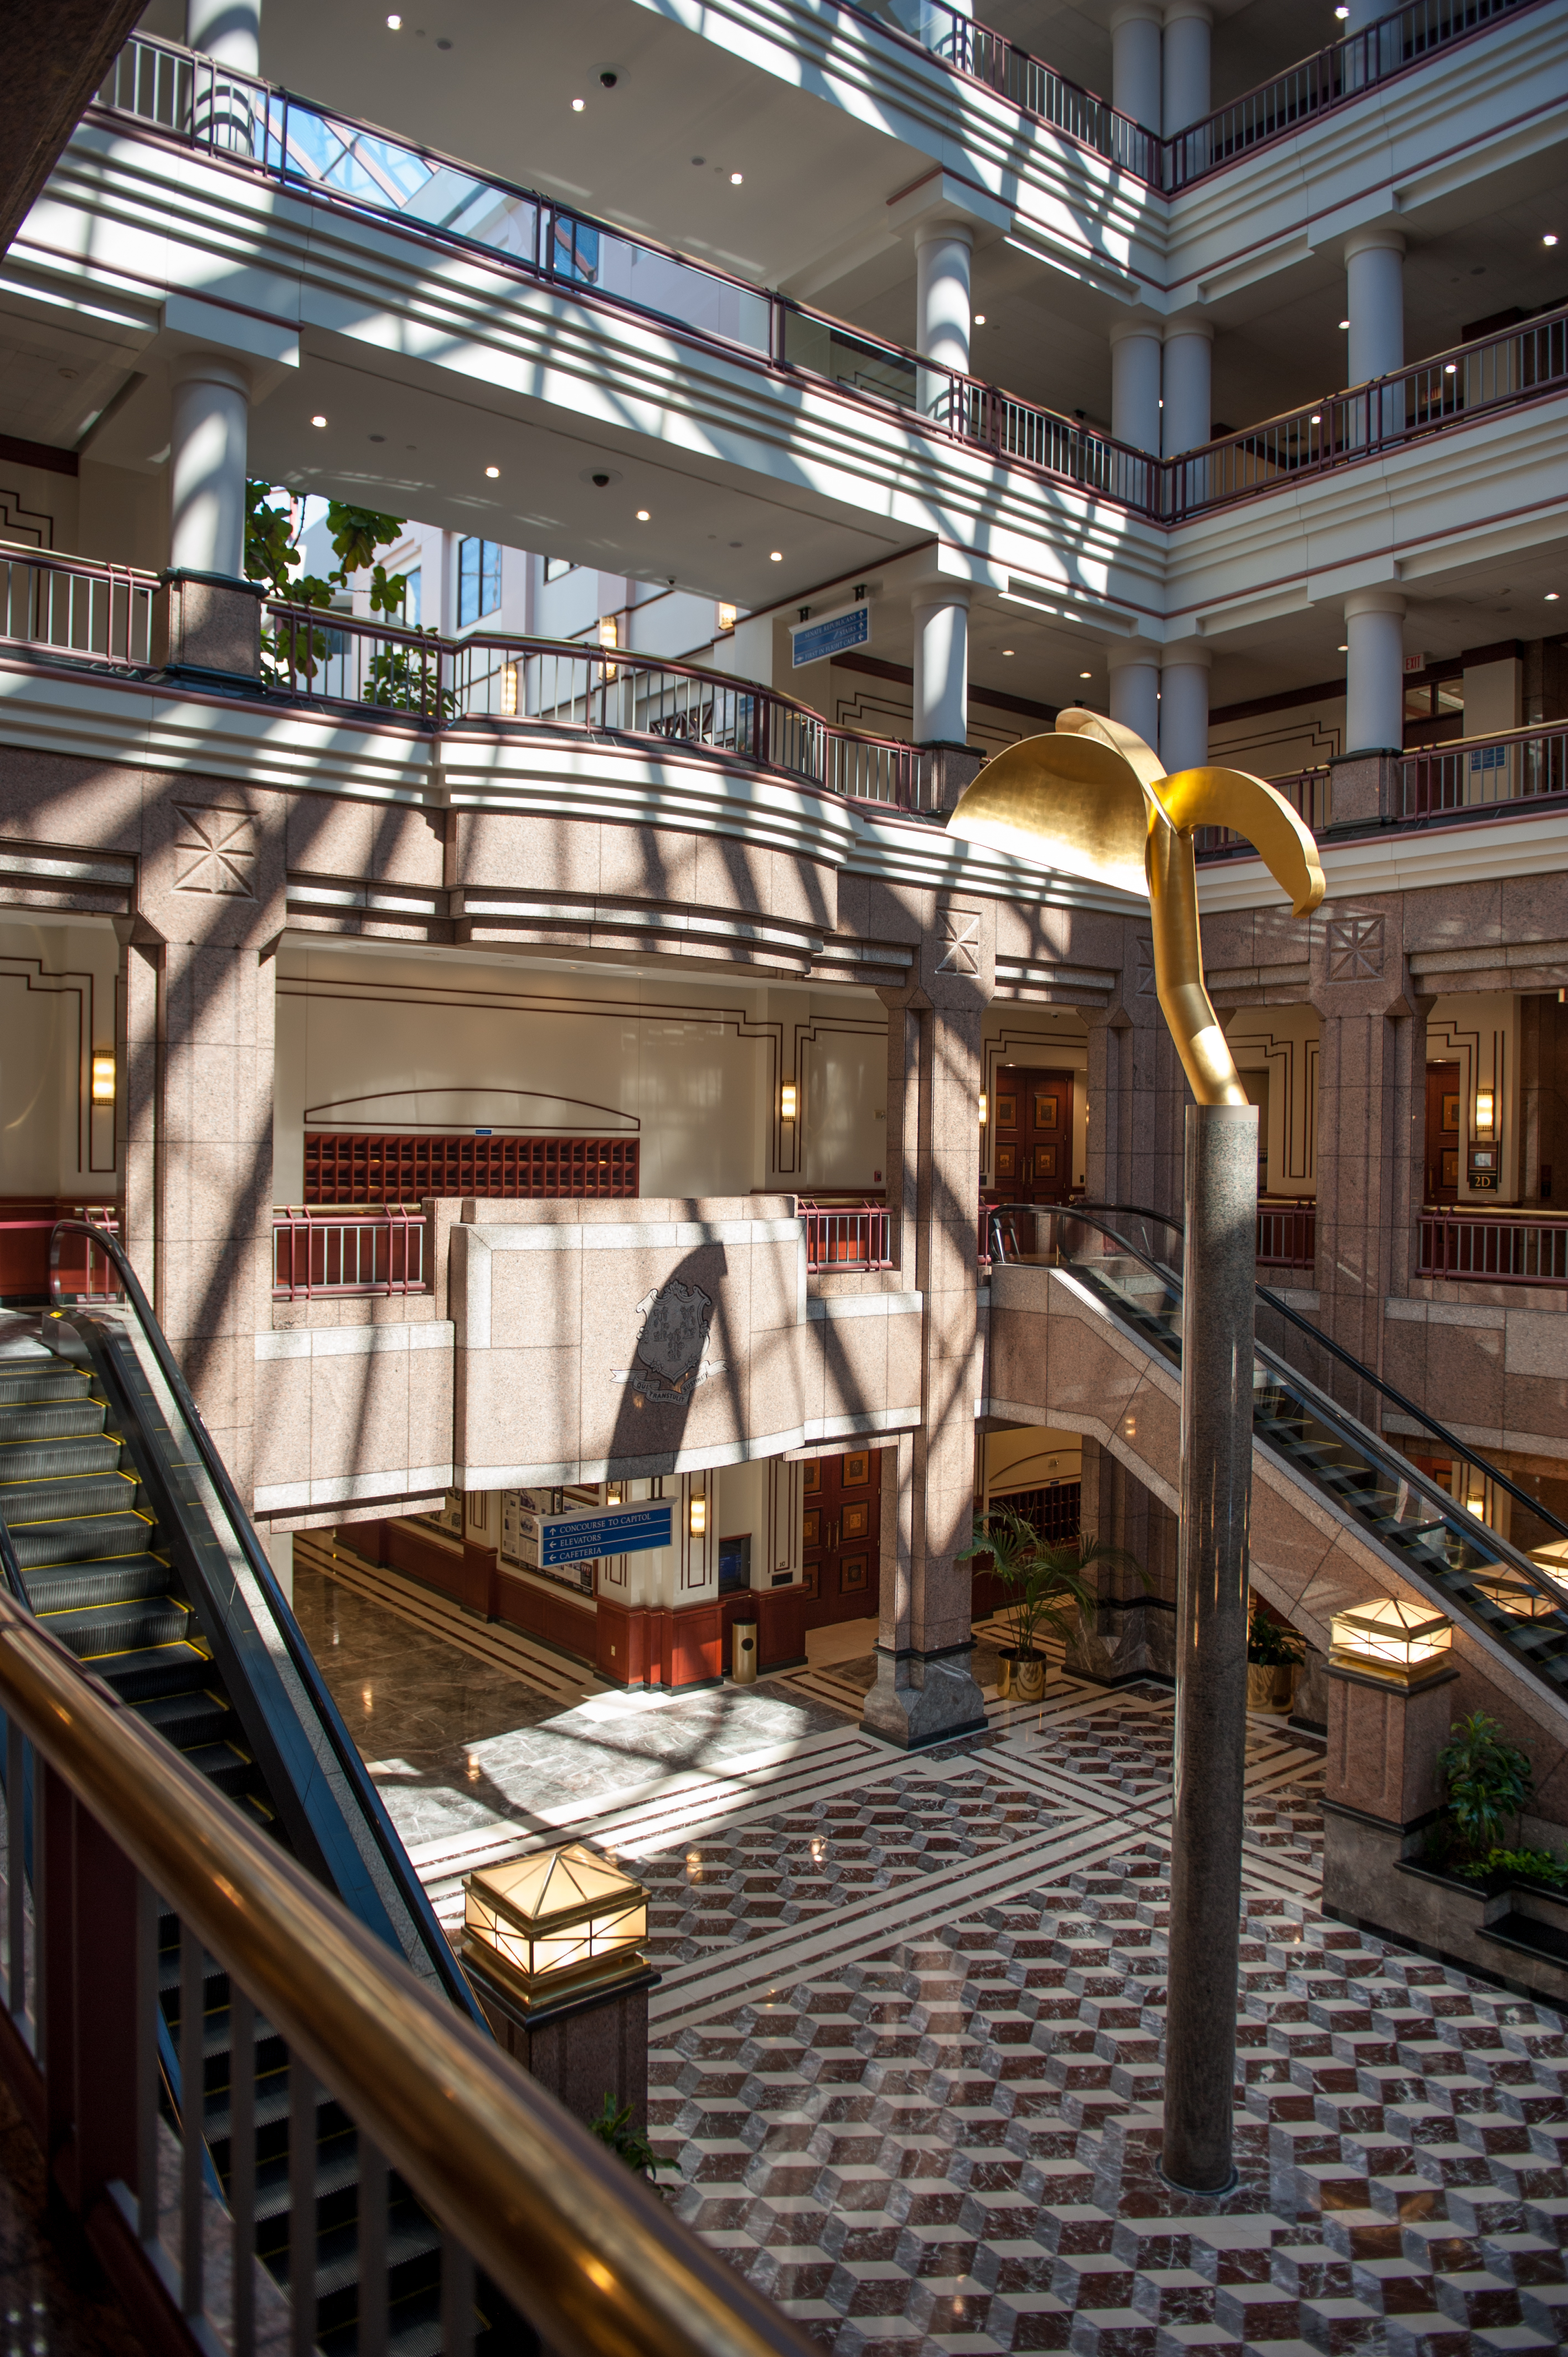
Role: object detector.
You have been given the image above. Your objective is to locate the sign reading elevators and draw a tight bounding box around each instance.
[505,1497,673,1570]
[790,602,870,668]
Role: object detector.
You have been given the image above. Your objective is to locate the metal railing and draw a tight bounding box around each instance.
[1419,1210,1568,1287]
[1255,1202,1316,1270]
[800,1200,896,1271]
[1396,722,1568,822]
[1164,0,1533,188]
[272,1205,429,1299]
[0,1582,812,2357]
[0,545,155,670]
[88,37,1568,540]
[1193,768,1332,862]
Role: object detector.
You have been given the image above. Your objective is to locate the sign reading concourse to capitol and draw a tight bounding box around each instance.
[502,1493,673,1588]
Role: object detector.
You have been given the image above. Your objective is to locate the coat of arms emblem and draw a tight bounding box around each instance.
[631,1279,714,1404]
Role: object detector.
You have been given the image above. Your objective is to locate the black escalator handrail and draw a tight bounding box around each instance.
[990,1196,1568,1551]
[47,1219,485,2027]
[988,1198,1568,1627]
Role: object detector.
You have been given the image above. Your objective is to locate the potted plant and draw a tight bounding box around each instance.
[959,1506,1142,1702]
[1432,1711,1536,1879]
[1246,1604,1305,1712]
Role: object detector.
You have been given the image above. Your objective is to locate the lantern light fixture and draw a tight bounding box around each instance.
[90,1052,116,1105]
[689,1489,707,1537]
[1329,1597,1453,1688]
[780,1080,798,1122]
[462,1842,649,2011]
[1475,1087,1495,1136]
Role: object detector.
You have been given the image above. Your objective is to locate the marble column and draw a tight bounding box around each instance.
[1068,1440,1176,1684]
[863,898,994,1749]
[165,354,264,678]
[1159,641,1210,774]
[912,586,972,751]
[1163,1100,1256,2195]
[1161,321,1213,458]
[1084,919,1187,1223]
[1162,1,1212,135]
[1108,639,1160,752]
[1309,899,1428,1411]
[1344,227,1405,389]
[915,219,973,427]
[1344,588,1406,756]
[1110,1,1163,130]
[1111,323,1163,455]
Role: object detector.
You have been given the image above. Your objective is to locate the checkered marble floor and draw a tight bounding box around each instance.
[625,1676,1567,2357]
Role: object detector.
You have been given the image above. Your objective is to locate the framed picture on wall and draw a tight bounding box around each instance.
[802,1460,821,1495]
[843,1452,871,1488]
[842,1500,871,1542]
[996,1145,1017,1179]
[803,1507,822,1548]
[997,1093,1017,1128]
[1034,1092,1059,1128]
[1442,1093,1461,1132]
[1035,1146,1056,1179]
[841,1555,868,1591]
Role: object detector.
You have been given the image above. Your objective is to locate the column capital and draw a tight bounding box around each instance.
[1106,636,1162,672]
[1160,638,1211,670]
[1108,313,1164,349]
[1343,222,1406,263]
[1344,584,1406,621]
[1163,0,1213,22]
[1109,1,1163,26]
[1162,313,1214,344]
[170,348,254,397]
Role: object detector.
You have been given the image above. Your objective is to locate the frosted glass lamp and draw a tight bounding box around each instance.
[1329,1597,1452,1687]
[463,1841,648,2010]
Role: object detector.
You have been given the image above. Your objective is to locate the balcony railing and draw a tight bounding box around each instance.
[85,37,1568,535]
[272,1205,429,1299]
[1396,722,1568,824]
[1256,1202,1317,1271]
[800,1200,896,1272]
[1194,768,1333,862]
[0,547,154,669]
[1419,1210,1568,1287]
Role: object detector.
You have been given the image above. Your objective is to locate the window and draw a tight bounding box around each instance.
[544,555,575,583]
[457,538,501,627]
[400,568,421,626]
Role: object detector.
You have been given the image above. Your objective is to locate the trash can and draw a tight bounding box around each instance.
[731,1619,759,1685]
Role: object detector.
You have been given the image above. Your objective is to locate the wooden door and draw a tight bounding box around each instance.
[801,1448,881,1626]
[991,1067,1074,1205]
[1426,1064,1461,1204]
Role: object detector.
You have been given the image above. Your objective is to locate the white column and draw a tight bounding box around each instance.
[1162,2,1211,135]
[1111,318,1163,452]
[187,0,260,71]
[912,589,971,747]
[1110,2,1163,130]
[1344,225,1405,388]
[915,220,973,424]
[1344,589,1406,754]
[1159,642,1211,773]
[1108,641,1161,752]
[1162,318,1213,456]
[169,355,250,579]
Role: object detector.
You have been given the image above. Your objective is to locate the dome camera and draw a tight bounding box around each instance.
[599,68,618,88]
[591,471,610,486]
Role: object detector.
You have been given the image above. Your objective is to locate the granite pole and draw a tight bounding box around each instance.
[1162,1100,1257,2194]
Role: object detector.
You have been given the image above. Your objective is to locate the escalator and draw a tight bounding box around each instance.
[0,1223,521,2356]
[987,1202,1568,1710]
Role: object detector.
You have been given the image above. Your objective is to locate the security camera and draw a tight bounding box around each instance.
[599,68,618,88]
[591,471,610,486]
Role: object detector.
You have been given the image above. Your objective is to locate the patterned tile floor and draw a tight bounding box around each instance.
[298,1558,1568,2356]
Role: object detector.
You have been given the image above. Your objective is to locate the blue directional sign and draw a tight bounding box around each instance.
[538,1503,672,1565]
[791,603,869,668]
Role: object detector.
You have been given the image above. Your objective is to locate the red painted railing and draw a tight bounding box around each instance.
[0,1204,120,1299]
[1194,768,1332,863]
[1419,1212,1568,1287]
[272,1206,429,1299]
[1256,1203,1316,1270]
[1396,723,1568,823]
[800,1201,895,1272]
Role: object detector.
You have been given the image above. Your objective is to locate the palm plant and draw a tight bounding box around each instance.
[957,1505,1144,1662]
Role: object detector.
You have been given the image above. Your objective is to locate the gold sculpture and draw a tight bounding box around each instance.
[945,709,1325,1105]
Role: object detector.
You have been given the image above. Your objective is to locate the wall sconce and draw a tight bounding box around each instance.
[1329,1597,1453,1688]
[501,661,519,716]
[979,1092,988,1125]
[462,1841,648,2013]
[717,602,737,633]
[90,1052,116,1106]
[689,1489,706,1537]
[1474,1088,1494,1136]
[780,1082,798,1122]
[605,1483,622,1506]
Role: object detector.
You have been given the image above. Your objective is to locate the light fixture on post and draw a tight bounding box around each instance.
[780,1080,798,1123]
[462,1843,649,2014]
[1471,1574,1560,1622]
[90,1052,116,1107]
[1329,1598,1453,1688]
[689,1488,707,1538]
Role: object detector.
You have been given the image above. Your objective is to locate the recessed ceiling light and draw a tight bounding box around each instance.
[769,550,782,561]
[311,413,327,427]
[1338,318,1350,329]
[1002,648,1014,656]
[386,11,401,24]
[1548,592,1561,602]
[1079,670,1092,679]
[730,171,744,184]
[571,97,585,111]
[636,508,650,521]
[1334,5,1349,16]
[974,313,986,325]
[1338,641,1349,651]
[1546,235,1560,248]
[484,465,499,478]
[1309,413,1321,424]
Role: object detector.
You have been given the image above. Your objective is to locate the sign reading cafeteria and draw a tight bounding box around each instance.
[502,1494,673,1571]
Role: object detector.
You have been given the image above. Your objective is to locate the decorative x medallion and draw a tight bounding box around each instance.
[1325,912,1385,981]
[173,803,257,897]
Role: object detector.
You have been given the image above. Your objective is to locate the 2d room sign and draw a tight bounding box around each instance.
[503,1494,673,1570]
[790,601,870,668]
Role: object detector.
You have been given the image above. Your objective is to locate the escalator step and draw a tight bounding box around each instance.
[94,1641,213,1702]
[38,1594,193,1658]
[10,1507,153,1567]
[0,1371,89,1406]
[136,1688,233,1748]
[0,1471,140,1524]
[22,1555,173,1613]
[0,1401,106,1442]
[182,1741,257,1796]
[0,1434,122,1481]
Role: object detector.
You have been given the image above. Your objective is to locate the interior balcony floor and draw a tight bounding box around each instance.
[293,1551,1568,2355]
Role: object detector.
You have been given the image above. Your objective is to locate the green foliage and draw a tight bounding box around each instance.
[1453,1844,1568,1889]
[1437,1710,1534,1866]
[589,2092,668,2178]
[244,482,441,702]
[957,1507,1147,1661]
[1247,1607,1305,1667]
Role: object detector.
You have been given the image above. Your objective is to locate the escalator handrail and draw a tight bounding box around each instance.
[47,1218,486,2027]
[989,1197,1568,1548]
